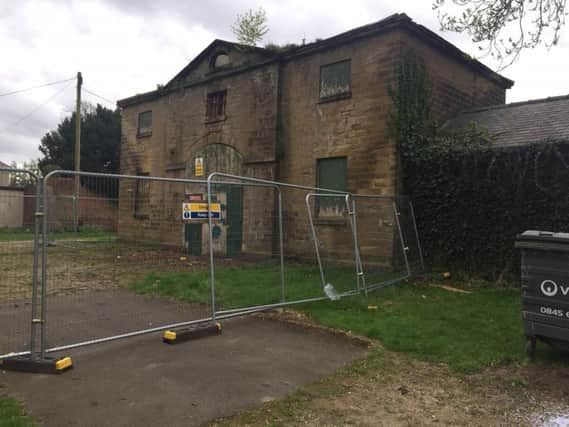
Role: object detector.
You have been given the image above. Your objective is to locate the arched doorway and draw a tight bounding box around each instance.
[184,144,244,257]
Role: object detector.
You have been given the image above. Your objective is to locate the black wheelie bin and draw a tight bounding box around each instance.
[515,230,569,357]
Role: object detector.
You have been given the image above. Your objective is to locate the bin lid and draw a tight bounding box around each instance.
[515,230,569,252]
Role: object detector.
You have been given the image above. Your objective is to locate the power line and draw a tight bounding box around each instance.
[83,88,116,107]
[0,77,75,98]
[0,80,74,134]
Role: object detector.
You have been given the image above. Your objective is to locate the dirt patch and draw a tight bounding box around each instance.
[212,311,569,427]
[0,316,364,427]
[0,239,208,302]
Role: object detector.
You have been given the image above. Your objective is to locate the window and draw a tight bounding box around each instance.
[316,157,347,217]
[206,91,226,122]
[319,60,351,100]
[137,111,152,136]
[212,53,230,69]
[134,172,150,218]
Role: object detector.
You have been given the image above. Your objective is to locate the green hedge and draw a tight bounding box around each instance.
[404,140,569,281]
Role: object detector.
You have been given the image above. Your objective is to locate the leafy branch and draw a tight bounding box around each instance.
[433,0,567,68]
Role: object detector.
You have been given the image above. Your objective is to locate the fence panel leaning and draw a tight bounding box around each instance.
[0,167,42,360]
[305,193,361,299]
[347,194,421,293]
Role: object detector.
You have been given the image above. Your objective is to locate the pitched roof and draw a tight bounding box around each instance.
[0,160,10,168]
[283,13,513,89]
[118,13,513,107]
[442,94,569,147]
[165,39,277,88]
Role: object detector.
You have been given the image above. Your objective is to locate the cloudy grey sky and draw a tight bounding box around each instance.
[1,0,568,164]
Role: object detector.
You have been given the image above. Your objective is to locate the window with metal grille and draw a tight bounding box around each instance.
[137,111,152,136]
[319,60,351,100]
[134,172,150,218]
[206,91,226,121]
[316,157,347,217]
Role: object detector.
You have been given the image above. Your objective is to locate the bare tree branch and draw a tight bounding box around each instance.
[433,0,567,68]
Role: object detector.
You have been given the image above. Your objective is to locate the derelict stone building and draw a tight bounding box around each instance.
[117,13,513,260]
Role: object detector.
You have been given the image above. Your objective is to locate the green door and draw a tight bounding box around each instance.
[226,187,243,256]
[185,223,202,256]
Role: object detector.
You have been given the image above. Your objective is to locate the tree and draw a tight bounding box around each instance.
[38,103,120,175]
[231,7,269,46]
[9,160,41,186]
[433,0,568,68]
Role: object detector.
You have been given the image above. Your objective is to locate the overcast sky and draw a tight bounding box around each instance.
[1,0,569,164]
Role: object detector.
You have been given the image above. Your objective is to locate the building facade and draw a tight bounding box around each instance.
[117,13,513,260]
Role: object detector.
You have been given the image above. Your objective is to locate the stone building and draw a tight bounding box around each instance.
[117,13,513,261]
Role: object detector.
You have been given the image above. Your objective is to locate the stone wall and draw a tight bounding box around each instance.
[118,24,508,263]
[278,31,401,260]
[399,31,507,123]
[118,63,279,252]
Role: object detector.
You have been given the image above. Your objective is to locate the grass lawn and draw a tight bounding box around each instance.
[0,398,35,427]
[0,227,115,242]
[131,262,362,309]
[131,262,564,373]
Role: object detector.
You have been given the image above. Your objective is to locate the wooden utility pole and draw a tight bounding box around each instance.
[74,72,82,232]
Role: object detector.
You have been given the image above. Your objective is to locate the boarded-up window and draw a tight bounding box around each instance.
[134,172,150,218]
[316,157,347,217]
[137,111,152,136]
[320,60,351,100]
[206,91,226,121]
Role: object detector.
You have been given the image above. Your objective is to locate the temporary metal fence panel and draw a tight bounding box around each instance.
[347,194,423,293]
[393,198,424,276]
[305,193,360,299]
[2,168,424,360]
[38,170,215,354]
[206,174,424,319]
[206,174,326,319]
[0,168,42,360]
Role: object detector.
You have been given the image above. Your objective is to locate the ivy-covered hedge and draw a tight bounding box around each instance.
[404,139,569,281]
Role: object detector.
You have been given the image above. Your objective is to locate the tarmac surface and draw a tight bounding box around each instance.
[0,291,364,427]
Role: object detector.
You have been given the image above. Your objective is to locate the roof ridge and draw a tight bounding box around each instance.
[460,93,569,115]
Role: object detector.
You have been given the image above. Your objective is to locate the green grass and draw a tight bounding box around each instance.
[0,398,35,427]
[0,227,116,242]
[131,263,568,372]
[300,283,523,372]
[131,262,359,309]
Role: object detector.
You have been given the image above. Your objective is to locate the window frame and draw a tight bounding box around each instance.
[210,52,231,70]
[315,156,348,219]
[137,110,152,137]
[205,90,227,123]
[319,59,352,103]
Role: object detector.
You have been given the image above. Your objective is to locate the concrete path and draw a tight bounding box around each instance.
[1,316,364,427]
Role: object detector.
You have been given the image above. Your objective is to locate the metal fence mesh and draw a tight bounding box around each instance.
[306,193,359,298]
[1,169,424,359]
[0,169,39,357]
[41,172,211,351]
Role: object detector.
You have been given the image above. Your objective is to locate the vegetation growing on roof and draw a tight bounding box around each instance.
[231,7,269,46]
[264,43,300,53]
